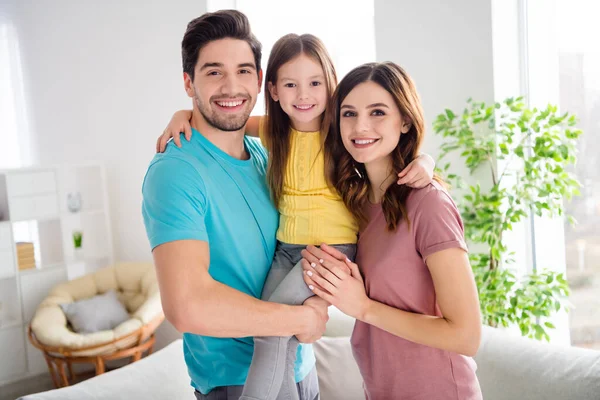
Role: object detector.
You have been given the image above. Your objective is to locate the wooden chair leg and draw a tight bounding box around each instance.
[57,360,69,387]
[43,354,60,389]
[67,361,75,382]
[95,357,106,375]
[132,351,142,362]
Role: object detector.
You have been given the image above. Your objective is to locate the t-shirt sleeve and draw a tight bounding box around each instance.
[142,157,208,249]
[413,188,468,260]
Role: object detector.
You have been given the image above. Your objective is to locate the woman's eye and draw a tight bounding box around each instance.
[342,111,356,117]
[372,109,385,116]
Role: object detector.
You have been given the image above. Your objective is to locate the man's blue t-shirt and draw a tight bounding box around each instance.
[142,129,315,394]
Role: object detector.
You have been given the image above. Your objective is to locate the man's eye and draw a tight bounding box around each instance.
[208,71,221,76]
[240,69,251,74]
[342,111,356,117]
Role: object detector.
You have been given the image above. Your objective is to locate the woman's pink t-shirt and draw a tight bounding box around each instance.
[351,182,482,400]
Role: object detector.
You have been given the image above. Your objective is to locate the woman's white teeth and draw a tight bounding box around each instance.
[355,139,376,145]
[295,105,314,110]
[217,100,243,107]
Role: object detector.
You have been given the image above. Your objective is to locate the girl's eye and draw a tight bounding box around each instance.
[342,111,356,117]
[371,109,385,116]
[284,83,296,88]
[310,81,322,86]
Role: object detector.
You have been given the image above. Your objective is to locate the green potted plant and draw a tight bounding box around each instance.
[433,97,582,341]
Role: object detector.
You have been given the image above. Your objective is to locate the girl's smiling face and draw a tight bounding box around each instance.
[268,54,328,132]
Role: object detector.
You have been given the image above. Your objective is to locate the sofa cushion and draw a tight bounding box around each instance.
[314,336,365,400]
[474,326,600,400]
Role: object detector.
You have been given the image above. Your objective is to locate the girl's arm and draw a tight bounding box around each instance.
[157,110,192,152]
[397,153,436,188]
[156,112,263,153]
[301,243,481,357]
[245,115,262,138]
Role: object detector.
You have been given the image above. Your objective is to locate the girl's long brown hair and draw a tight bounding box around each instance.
[324,62,426,231]
[263,34,337,207]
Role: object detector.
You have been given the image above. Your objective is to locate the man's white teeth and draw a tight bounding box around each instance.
[355,139,376,145]
[217,100,243,107]
[295,105,314,110]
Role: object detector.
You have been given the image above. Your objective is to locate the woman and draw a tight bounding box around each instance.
[301,62,483,399]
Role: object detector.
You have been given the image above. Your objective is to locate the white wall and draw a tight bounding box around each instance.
[4,0,206,264]
[374,0,496,182]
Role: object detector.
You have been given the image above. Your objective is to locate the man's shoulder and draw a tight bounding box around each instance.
[245,136,268,166]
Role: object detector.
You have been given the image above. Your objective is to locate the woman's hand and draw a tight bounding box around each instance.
[397,153,435,188]
[156,110,193,153]
[301,244,371,321]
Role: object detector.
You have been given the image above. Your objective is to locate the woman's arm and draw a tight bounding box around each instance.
[301,244,481,357]
[362,248,481,356]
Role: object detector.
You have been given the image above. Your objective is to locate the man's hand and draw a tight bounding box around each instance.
[296,296,329,343]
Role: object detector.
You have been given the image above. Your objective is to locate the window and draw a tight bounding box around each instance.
[556,0,600,350]
[525,0,600,349]
[0,19,31,169]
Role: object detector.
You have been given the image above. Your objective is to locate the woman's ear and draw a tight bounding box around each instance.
[268,81,279,102]
[401,121,412,134]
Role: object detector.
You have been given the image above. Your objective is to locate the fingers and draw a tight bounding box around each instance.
[346,259,364,283]
[173,131,182,148]
[319,243,349,261]
[303,250,349,281]
[184,124,192,141]
[397,165,418,185]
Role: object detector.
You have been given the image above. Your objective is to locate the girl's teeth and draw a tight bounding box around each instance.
[355,139,376,145]
[217,100,243,107]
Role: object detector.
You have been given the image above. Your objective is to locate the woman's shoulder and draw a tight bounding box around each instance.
[406,181,457,214]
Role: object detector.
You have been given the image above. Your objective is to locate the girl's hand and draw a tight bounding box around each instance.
[156,110,193,153]
[397,153,435,188]
[301,244,371,321]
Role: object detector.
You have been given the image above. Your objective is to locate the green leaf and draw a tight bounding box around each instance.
[446,109,455,120]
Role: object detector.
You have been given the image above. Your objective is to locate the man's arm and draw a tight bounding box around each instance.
[153,239,325,338]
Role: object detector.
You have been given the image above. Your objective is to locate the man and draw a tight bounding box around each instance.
[142,10,326,400]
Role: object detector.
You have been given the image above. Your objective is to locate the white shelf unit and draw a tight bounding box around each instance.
[0,164,114,385]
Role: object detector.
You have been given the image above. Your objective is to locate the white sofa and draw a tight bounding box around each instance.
[20,309,600,400]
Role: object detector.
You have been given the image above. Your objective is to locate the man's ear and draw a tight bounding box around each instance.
[258,69,263,94]
[268,81,279,102]
[184,72,194,98]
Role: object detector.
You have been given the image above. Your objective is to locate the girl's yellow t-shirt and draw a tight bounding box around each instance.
[258,120,358,245]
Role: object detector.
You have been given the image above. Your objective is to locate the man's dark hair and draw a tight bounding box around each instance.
[182,10,262,81]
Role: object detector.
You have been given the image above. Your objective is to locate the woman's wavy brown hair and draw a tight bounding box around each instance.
[263,34,337,208]
[324,62,426,231]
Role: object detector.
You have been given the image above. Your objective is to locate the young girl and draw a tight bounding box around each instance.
[158,35,435,400]
[302,62,483,399]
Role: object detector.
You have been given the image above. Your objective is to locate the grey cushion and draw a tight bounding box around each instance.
[60,290,130,334]
[474,326,600,400]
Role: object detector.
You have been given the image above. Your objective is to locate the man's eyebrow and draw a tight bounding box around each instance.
[200,62,223,70]
[199,62,256,70]
[238,63,256,70]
